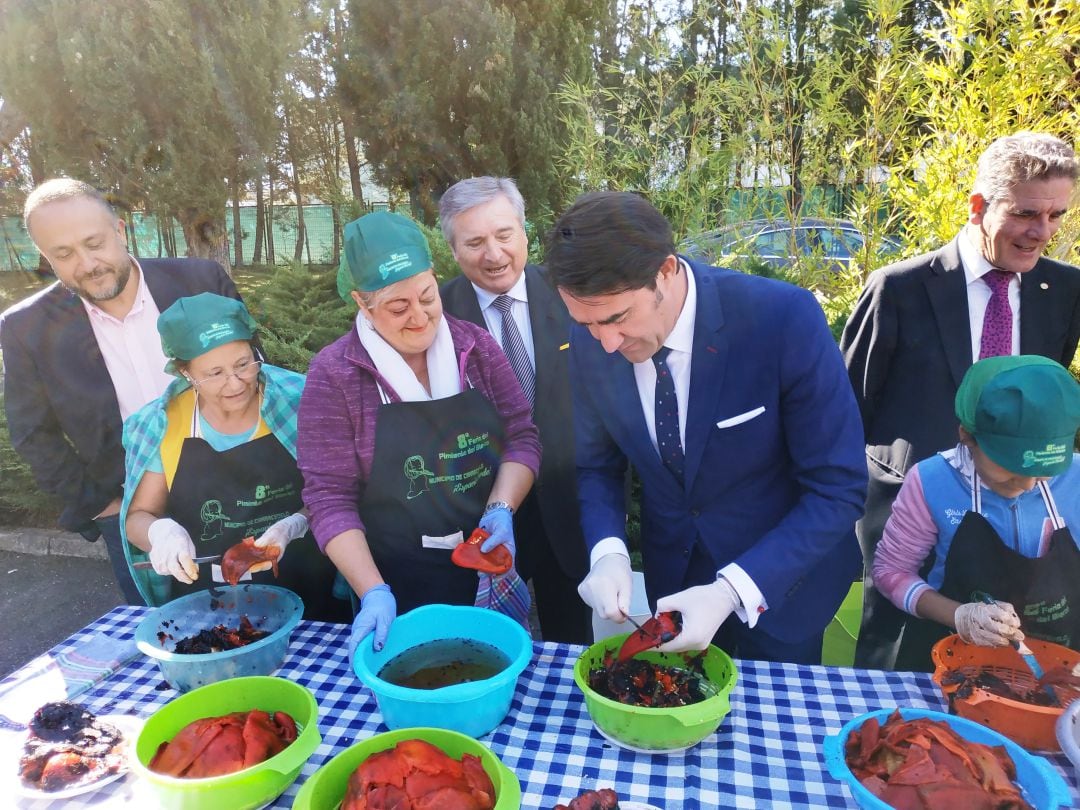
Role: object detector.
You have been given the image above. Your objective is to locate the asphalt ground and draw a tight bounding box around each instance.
[0,529,123,679]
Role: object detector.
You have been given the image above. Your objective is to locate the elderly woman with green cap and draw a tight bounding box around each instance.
[873,355,1080,670]
[297,211,540,655]
[119,292,350,621]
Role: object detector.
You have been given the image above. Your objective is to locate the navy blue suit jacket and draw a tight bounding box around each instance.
[570,259,866,642]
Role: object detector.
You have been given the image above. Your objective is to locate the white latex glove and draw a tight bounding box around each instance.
[577,553,633,621]
[655,577,741,653]
[251,512,309,571]
[147,518,199,584]
[954,600,1023,647]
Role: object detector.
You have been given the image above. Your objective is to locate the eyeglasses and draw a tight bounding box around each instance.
[189,359,262,389]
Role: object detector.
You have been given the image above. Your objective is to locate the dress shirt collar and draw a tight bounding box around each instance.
[661,258,697,356]
[472,270,529,312]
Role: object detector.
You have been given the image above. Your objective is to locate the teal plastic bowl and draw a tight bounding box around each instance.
[352,604,532,737]
[823,707,1072,809]
[135,585,303,692]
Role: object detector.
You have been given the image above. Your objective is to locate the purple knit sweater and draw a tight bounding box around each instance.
[297,314,541,550]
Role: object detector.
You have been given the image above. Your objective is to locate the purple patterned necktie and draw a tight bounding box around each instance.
[979,270,1014,359]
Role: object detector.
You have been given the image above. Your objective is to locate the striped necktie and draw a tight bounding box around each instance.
[492,294,535,405]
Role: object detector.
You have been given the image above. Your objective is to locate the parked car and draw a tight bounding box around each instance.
[680,218,902,273]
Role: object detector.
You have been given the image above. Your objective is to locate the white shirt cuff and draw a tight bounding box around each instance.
[719,563,767,628]
[590,537,631,568]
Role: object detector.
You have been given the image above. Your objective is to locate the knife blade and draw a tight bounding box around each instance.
[132,555,222,570]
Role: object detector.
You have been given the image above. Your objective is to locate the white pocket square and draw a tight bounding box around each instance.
[716,406,766,429]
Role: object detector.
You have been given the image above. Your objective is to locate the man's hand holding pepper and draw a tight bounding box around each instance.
[655,576,741,652]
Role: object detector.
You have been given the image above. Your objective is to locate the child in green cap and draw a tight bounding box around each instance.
[873,355,1080,670]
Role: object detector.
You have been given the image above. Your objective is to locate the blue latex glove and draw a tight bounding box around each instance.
[478,505,516,561]
[349,584,396,659]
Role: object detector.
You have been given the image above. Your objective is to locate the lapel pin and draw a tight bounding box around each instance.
[1040,282,1049,290]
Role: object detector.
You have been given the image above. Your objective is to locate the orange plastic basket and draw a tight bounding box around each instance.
[931,634,1080,751]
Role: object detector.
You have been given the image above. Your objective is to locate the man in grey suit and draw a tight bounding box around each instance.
[1,178,248,604]
[842,132,1080,668]
[439,177,591,643]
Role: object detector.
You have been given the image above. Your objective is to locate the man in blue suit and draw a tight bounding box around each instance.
[546,192,867,663]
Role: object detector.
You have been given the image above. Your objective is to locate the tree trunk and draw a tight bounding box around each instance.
[284,105,306,264]
[126,218,140,258]
[177,208,231,273]
[333,4,365,209]
[266,161,276,264]
[25,131,52,277]
[253,177,265,265]
[230,172,244,269]
[342,119,364,208]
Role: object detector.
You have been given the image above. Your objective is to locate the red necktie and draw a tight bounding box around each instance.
[979,270,1013,359]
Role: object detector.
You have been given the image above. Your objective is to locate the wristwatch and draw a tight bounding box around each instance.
[483,501,513,516]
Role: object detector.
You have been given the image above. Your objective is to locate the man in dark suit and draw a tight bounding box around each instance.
[546,191,866,663]
[439,176,591,643]
[842,132,1080,669]
[1,178,247,604]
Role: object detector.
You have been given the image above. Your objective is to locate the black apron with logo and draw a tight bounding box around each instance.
[896,477,1080,671]
[358,386,505,614]
[166,414,349,622]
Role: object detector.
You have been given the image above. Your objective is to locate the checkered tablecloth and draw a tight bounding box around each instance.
[7,605,1079,809]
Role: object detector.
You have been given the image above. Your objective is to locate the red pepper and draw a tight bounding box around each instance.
[615,611,683,661]
[451,528,513,575]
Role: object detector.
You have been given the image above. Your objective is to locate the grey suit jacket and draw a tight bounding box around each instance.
[0,258,244,532]
[440,264,588,580]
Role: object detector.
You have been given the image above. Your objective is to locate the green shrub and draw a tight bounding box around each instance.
[241,262,354,373]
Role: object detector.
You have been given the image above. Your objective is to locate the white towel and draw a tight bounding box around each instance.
[355,312,462,401]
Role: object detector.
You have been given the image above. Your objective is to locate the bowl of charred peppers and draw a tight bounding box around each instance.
[931,634,1080,751]
[129,675,320,810]
[572,622,737,752]
[291,726,521,810]
[823,707,1072,809]
[135,584,304,693]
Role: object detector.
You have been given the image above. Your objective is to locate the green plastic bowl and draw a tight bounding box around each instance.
[573,635,737,752]
[291,727,521,809]
[130,676,320,810]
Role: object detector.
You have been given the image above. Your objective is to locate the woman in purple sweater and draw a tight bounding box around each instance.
[296,211,540,655]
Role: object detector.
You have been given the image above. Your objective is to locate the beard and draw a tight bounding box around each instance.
[63,260,132,302]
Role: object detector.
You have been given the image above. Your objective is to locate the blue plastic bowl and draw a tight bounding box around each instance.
[823,707,1072,809]
[135,584,303,693]
[352,604,532,738]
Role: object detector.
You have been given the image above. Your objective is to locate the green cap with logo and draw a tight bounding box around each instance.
[337,211,433,300]
[157,292,258,375]
[955,355,1080,477]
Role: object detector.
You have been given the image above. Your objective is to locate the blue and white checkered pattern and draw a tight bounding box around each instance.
[10,606,1079,809]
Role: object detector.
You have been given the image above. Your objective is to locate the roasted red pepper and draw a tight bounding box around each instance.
[616,611,682,662]
[450,528,513,575]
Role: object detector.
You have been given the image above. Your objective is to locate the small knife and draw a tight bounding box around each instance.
[133,555,222,570]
